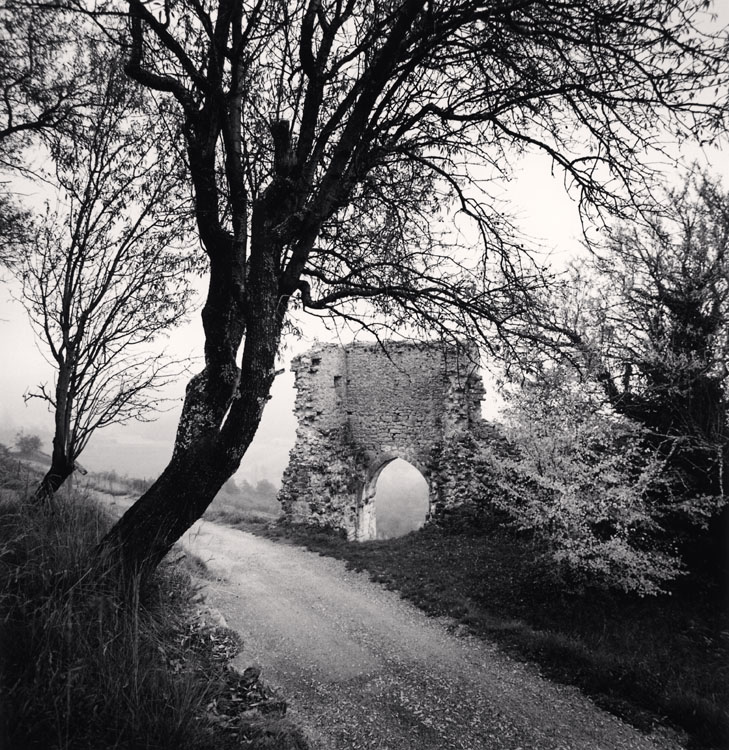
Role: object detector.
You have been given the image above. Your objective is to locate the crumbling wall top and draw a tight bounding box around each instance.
[279,339,485,539]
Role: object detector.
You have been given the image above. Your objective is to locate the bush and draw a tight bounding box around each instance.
[495,370,692,595]
[14,431,42,455]
[126,476,153,494]
[216,477,280,516]
[445,367,703,595]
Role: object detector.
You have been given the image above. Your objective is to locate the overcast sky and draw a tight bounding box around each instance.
[2,145,727,485]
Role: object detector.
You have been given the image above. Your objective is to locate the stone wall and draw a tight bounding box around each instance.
[278,340,485,540]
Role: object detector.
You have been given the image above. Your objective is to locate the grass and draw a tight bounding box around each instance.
[229,511,728,750]
[0,462,308,750]
[204,502,279,528]
[9,441,722,749]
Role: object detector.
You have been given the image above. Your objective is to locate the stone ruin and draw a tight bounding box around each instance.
[278,340,485,540]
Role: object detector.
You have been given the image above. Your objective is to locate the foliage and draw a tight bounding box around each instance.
[12,50,194,499]
[516,170,729,573]
[0,494,209,748]
[0,1,92,163]
[494,368,686,595]
[439,374,685,594]
[14,430,42,455]
[589,172,729,508]
[0,1,101,266]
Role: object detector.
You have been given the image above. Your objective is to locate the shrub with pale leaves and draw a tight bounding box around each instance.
[493,370,686,595]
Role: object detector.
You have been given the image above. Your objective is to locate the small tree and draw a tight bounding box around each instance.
[14,432,42,456]
[15,54,193,502]
[591,174,729,503]
[525,171,729,572]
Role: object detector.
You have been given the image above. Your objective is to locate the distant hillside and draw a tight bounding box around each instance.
[212,476,280,518]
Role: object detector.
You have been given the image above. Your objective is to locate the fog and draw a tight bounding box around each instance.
[374,459,430,540]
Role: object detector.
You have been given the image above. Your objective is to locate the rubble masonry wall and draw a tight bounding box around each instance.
[278,341,484,540]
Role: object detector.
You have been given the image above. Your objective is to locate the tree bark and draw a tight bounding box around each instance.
[33,452,74,504]
[96,351,280,579]
[98,183,287,581]
[32,370,74,504]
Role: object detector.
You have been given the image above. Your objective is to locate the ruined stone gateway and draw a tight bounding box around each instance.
[278,340,485,540]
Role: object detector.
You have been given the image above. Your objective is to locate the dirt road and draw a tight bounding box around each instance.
[180,519,682,750]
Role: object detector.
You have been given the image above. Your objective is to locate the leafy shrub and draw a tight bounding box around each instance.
[14,431,42,455]
[443,367,708,595]
[493,369,690,595]
[217,477,280,516]
[126,475,153,494]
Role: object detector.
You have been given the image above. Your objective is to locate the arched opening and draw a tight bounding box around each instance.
[373,459,429,539]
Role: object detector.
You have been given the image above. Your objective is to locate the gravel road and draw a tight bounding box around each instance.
[179,518,683,750]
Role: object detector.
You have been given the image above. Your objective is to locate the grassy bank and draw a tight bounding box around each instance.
[229,511,728,750]
[0,473,307,749]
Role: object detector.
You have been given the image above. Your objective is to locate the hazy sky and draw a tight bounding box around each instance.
[2,145,727,485]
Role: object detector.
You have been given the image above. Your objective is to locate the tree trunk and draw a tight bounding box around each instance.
[32,429,74,504]
[97,443,235,580]
[33,355,76,503]
[97,202,286,582]
[33,455,74,504]
[97,326,282,580]
[97,357,277,579]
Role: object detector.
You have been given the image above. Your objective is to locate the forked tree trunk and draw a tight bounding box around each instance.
[97,362,279,580]
[97,218,285,582]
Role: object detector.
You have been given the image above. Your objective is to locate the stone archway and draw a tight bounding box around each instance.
[363,457,430,540]
[356,451,433,540]
[278,340,484,540]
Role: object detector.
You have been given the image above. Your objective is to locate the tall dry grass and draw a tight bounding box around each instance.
[0,490,223,749]
[0,471,309,750]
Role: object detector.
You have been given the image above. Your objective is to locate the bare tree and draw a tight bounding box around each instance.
[15,54,193,502]
[0,1,104,268]
[97,0,729,579]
